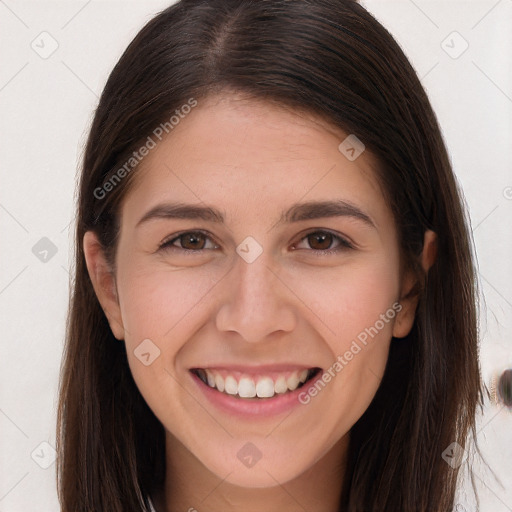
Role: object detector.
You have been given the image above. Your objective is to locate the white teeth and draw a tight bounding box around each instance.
[256,377,275,398]
[206,371,216,388]
[274,375,288,394]
[200,368,314,398]
[214,373,225,393]
[286,373,300,391]
[224,375,238,395]
[238,377,256,398]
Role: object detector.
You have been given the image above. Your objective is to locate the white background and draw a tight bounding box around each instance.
[0,1,511,510]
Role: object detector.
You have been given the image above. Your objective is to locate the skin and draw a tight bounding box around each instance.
[84,93,437,512]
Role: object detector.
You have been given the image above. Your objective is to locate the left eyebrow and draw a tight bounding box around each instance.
[275,199,376,229]
[135,199,376,230]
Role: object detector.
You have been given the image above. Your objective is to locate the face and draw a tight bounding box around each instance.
[84,93,422,488]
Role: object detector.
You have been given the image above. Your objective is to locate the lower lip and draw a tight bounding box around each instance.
[189,370,322,419]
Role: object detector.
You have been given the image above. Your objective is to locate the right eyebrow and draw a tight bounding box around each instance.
[136,202,225,228]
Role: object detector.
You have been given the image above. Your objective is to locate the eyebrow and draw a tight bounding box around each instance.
[136,199,376,229]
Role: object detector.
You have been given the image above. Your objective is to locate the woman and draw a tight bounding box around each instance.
[56,0,483,510]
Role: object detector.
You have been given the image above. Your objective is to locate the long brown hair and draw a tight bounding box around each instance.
[56,0,483,510]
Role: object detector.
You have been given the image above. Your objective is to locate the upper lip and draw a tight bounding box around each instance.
[190,364,321,374]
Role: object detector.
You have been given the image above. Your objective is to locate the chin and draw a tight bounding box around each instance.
[195,441,314,488]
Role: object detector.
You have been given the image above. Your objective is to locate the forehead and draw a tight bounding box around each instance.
[120,94,390,231]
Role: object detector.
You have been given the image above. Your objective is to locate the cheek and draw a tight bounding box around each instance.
[114,261,220,399]
[291,275,398,445]
[117,261,219,343]
[288,255,401,350]
[287,256,400,421]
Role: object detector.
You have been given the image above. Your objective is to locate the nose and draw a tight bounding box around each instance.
[215,248,297,343]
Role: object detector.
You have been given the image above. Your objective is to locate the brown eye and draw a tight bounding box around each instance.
[180,232,206,250]
[291,230,353,254]
[159,231,218,252]
[307,232,334,250]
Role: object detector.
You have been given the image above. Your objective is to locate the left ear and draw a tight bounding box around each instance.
[392,229,438,338]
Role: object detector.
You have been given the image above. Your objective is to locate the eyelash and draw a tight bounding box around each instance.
[158,229,354,255]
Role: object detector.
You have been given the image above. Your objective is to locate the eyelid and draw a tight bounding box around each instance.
[291,228,355,253]
[159,228,355,254]
[159,229,219,251]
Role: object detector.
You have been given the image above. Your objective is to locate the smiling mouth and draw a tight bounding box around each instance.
[190,367,322,399]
